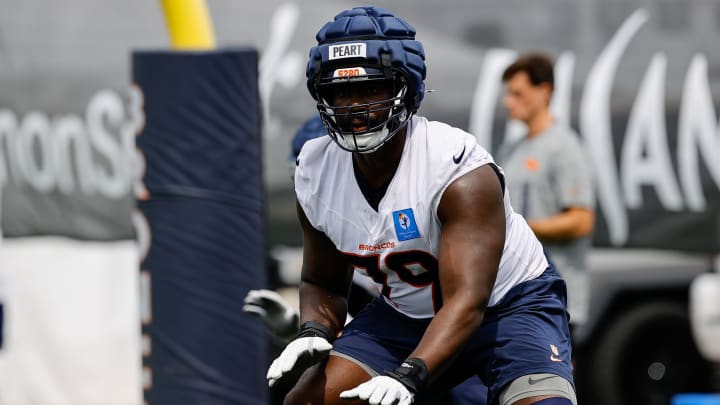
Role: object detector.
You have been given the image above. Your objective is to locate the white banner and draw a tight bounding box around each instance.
[0,237,141,405]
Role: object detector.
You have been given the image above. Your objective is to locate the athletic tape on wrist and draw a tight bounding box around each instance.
[295,321,332,341]
[386,357,429,394]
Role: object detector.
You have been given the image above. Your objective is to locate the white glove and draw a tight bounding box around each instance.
[266,335,332,387]
[340,375,414,405]
[243,289,299,338]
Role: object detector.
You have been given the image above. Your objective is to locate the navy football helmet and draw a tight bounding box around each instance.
[306,6,426,153]
[289,115,326,163]
[287,114,327,180]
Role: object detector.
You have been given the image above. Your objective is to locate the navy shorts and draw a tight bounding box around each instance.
[332,266,574,405]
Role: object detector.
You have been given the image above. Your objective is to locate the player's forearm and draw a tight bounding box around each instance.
[298,281,348,339]
[528,207,594,240]
[407,295,486,379]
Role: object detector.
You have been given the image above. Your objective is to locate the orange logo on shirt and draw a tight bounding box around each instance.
[550,344,563,362]
[358,242,396,251]
[525,158,539,171]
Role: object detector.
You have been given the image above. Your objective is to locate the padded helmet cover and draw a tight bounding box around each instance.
[306,6,426,113]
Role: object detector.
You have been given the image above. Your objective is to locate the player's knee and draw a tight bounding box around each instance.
[282,381,338,405]
[284,387,357,405]
[499,373,576,405]
[281,375,317,405]
[282,387,306,405]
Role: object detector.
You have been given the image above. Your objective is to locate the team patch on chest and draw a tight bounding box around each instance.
[392,208,421,241]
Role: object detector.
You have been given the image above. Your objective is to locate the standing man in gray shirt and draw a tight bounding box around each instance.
[497,53,595,328]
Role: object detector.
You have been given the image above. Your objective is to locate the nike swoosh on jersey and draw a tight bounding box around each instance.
[296,157,300,166]
[452,145,466,164]
[528,375,555,385]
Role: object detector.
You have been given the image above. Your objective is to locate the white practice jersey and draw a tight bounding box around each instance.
[295,116,548,318]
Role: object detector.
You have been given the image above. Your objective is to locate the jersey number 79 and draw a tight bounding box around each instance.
[343,250,443,313]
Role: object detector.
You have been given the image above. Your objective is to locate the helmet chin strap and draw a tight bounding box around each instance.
[340,127,390,154]
[341,111,411,154]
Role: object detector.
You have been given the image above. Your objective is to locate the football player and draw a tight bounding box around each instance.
[267,6,577,405]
